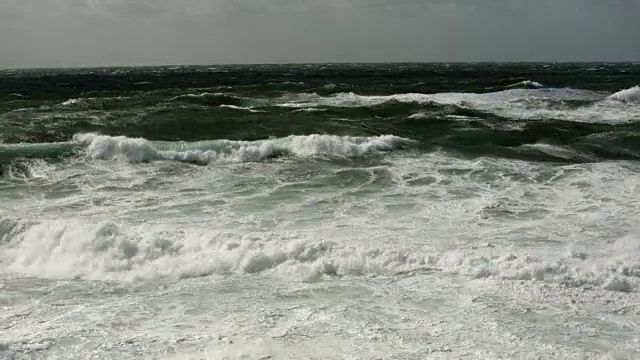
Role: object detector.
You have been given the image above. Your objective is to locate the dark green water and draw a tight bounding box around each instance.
[1,63,640,165]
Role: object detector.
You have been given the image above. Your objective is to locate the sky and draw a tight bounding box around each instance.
[1,0,639,68]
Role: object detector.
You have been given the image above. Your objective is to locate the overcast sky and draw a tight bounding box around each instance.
[1,0,639,68]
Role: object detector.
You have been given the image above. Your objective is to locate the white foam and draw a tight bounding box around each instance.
[1,159,53,180]
[436,232,640,292]
[607,86,640,104]
[168,92,225,101]
[0,218,428,281]
[59,98,95,108]
[61,98,81,106]
[506,80,545,88]
[408,112,428,120]
[278,88,640,123]
[219,104,264,113]
[278,88,596,109]
[409,113,477,121]
[3,215,638,292]
[292,107,326,113]
[73,133,161,163]
[72,133,414,164]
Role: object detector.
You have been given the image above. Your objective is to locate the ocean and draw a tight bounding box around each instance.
[1,63,639,359]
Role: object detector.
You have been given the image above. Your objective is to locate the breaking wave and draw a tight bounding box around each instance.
[219,104,264,112]
[277,88,600,109]
[607,85,640,104]
[2,217,637,292]
[168,92,248,107]
[72,133,414,164]
[275,87,640,124]
[505,80,545,89]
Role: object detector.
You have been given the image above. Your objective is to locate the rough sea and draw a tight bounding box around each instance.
[1,63,639,359]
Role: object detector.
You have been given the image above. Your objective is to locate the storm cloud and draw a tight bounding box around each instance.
[1,0,638,68]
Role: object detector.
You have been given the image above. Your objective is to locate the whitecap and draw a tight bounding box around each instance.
[219,104,265,113]
[506,80,545,88]
[607,85,640,104]
[72,133,415,165]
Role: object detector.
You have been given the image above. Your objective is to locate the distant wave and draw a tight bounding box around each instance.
[57,98,96,109]
[277,88,601,109]
[275,88,640,124]
[168,92,248,107]
[292,107,326,113]
[505,80,545,89]
[168,92,222,101]
[219,104,265,113]
[61,98,82,106]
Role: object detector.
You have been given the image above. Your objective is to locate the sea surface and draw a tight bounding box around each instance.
[1,63,639,359]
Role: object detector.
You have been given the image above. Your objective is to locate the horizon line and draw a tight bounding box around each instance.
[2,60,639,71]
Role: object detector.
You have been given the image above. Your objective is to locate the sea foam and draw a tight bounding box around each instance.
[0,218,428,281]
[2,216,638,292]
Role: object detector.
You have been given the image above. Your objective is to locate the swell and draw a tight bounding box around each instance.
[3,63,638,101]
[2,83,640,163]
[3,119,640,167]
[0,93,627,145]
[3,85,636,139]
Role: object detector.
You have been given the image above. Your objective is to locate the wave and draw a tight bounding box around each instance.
[168,92,221,101]
[168,92,248,107]
[0,218,432,281]
[607,86,640,104]
[514,143,594,162]
[292,107,326,113]
[57,97,99,109]
[61,98,82,106]
[505,80,545,89]
[2,217,637,291]
[72,133,414,164]
[219,104,265,113]
[4,118,640,165]
[0,134,413,166]
[278,88,599,109]
[276,88,640,124]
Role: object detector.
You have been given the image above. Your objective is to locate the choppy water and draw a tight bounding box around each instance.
[1,63,639,359]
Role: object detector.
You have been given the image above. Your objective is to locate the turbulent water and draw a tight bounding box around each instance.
[1,63,639,359]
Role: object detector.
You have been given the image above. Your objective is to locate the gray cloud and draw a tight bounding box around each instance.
[102,3,167,18]
[0,0,638,68]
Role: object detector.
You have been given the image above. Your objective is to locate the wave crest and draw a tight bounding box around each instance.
[506,80,545,89]
[72,133,414,164]
[607,86,640,104]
